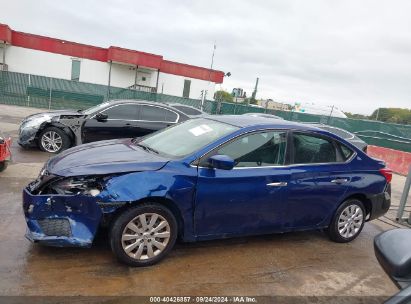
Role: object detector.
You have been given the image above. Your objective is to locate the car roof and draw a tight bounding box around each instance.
[104,99,188,115]
[206,115,320,131]
[166,103,206,113]
[243,113,283,119]
[166,103,199,109]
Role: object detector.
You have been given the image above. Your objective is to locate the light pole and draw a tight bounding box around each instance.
[215,72,231,114]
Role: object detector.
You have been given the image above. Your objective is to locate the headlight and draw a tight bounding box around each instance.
[49,176,104,196]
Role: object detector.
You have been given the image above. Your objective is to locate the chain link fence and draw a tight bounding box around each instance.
[1,70,410,152]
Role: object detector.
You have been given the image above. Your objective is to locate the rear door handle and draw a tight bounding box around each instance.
[331,178,349,184]
[267,182,288,187]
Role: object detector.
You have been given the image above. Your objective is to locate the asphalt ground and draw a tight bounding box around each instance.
[0,104,410,302]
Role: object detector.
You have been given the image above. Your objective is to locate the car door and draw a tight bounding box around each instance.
[132,105,180,138]
[82,103,139,143]
[283,131,353,229]
[194,130,290,237]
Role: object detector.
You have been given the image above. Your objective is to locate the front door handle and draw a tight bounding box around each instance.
[331,178,349,184]
[267,182,288,187]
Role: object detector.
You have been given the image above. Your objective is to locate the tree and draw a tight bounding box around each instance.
[344,112,369,119]
[370,108,411,124]
[214,90,234,103]
[243,97,257,105]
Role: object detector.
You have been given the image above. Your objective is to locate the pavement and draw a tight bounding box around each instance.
[0,104,410,300]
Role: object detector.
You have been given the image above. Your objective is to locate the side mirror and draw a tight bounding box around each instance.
[95,113,108,122]
[374,229,411,289]
[208,155,235,170]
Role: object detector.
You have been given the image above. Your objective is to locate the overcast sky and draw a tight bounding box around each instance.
[1,0,410,114]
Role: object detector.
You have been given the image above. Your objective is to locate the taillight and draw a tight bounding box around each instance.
[379,168,392,184]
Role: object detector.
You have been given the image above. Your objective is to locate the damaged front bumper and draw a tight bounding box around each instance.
[22,187,103,247]
[18,124,40,148]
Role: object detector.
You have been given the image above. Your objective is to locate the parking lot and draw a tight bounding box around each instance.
[0,104,409,299]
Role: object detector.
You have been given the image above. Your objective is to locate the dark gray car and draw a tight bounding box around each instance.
[18,100,190,154]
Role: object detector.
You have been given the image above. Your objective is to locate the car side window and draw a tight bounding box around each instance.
[102,104,138,120]
[338,143,354,161]
[140,105,178,122]
[204,131,287,168]
[292,133,337,164]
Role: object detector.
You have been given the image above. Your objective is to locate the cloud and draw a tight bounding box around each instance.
[1,0,410,114]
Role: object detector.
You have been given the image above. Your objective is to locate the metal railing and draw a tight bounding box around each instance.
[127,83,157,93]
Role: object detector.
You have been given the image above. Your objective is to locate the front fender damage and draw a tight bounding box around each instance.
[58,115,86,145]
[23,168,196,247]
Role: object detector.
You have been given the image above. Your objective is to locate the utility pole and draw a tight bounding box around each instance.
[328,105,335,124]
[250,77,259,105]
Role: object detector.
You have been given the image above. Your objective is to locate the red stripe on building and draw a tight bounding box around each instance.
[367,145,411,176]
[1,23,224,83]
[11,31,108,62]
[107,46,163,69]
[0,24,12,43]
[161,60,224,83]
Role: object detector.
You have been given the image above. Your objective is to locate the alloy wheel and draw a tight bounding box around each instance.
[41,131,63,153]
[337,205,364,238]
[121,213,171,261]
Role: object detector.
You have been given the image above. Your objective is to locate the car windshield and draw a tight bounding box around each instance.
[82,101,111,115]
[138,118,239,158]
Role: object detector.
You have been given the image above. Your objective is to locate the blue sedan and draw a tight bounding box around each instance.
[23,115,392,266]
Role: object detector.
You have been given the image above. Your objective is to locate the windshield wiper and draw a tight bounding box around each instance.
[135,143,159,154]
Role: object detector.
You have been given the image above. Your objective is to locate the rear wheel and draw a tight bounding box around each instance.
[327,199,365,243]
[110,203,177,266]
[38,127,71,153]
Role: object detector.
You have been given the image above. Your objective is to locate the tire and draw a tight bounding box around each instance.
[0,161,7,172]
[38,127,71,153]
[110,203,178,267]
[327,199,366,243]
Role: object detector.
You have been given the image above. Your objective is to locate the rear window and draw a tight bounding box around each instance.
[320,126,353,139]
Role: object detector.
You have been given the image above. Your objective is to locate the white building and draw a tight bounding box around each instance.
[0,23,224,99]
[257,99,289,111]
[294,102,348,118]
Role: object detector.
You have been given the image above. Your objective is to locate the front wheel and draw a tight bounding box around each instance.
[327,199,365,243]
[110,203,178,266]
[38,127,71,153]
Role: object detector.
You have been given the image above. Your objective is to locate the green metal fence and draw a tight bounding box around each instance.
[1,70,410,152]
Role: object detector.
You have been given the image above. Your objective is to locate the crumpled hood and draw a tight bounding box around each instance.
[46,139,170,177]
[24,109,82,121]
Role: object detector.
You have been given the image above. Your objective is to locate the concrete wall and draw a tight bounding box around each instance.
[6,46,71,79]
[158,72,215,99]
[367,145,411,176]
